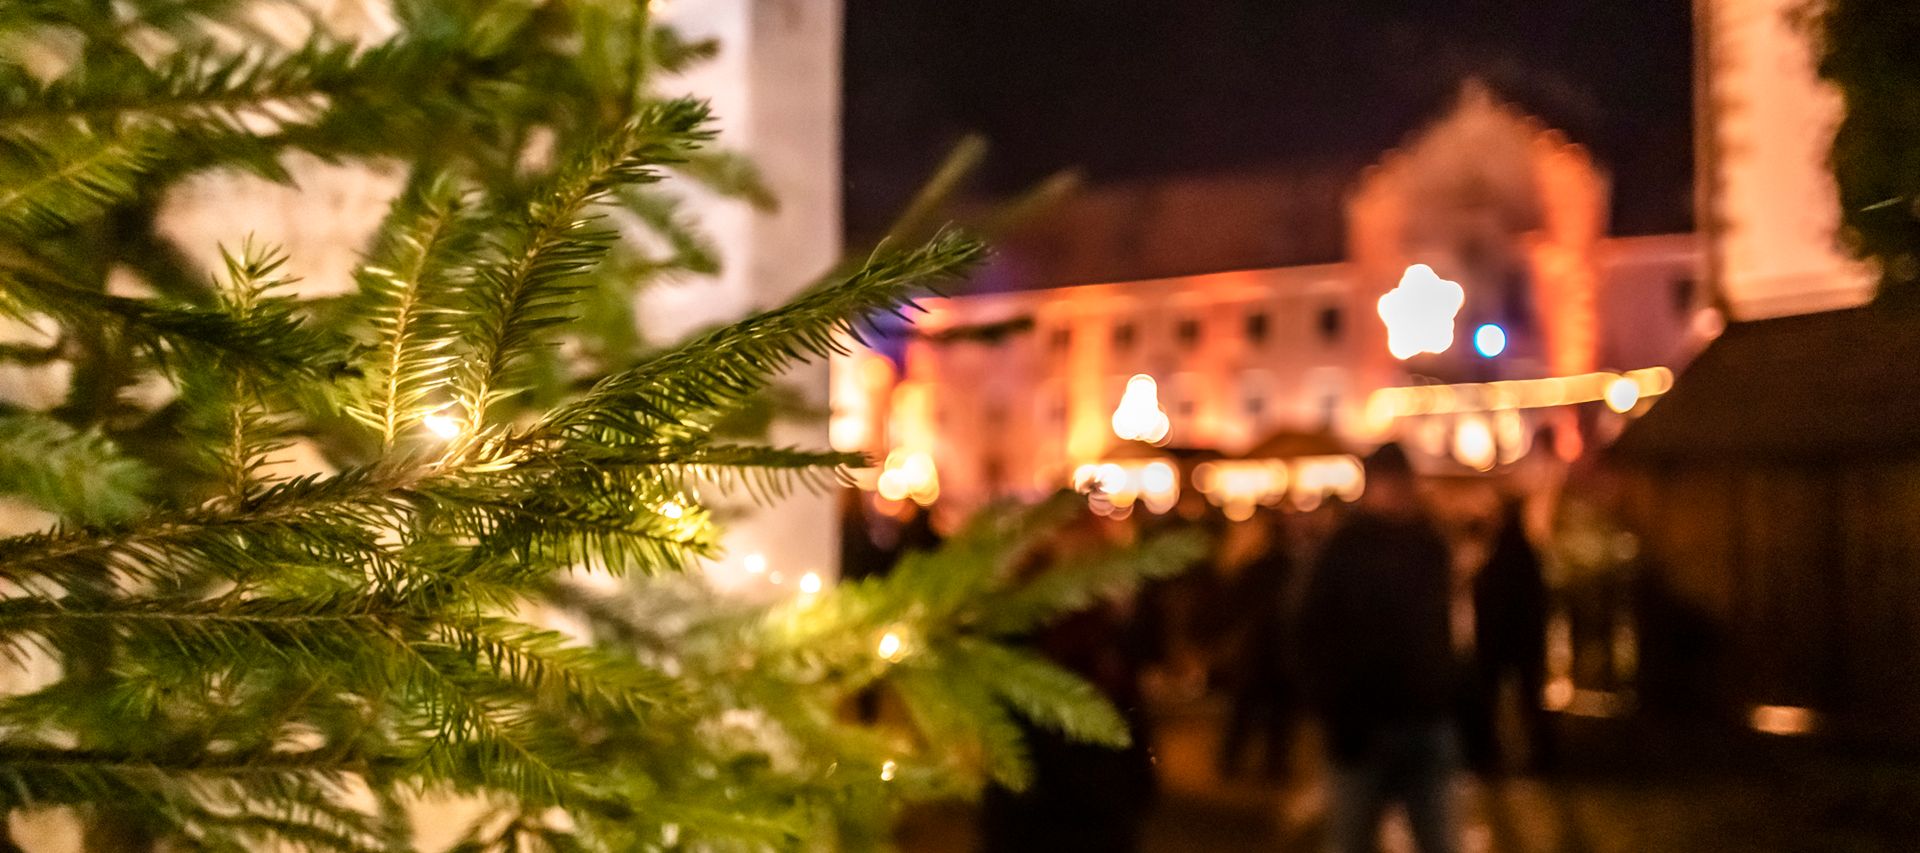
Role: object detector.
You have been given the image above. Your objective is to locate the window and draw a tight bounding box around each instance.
[1309,367,1346,430]
[1048,326,1072,353]
[1112,321,1135,352]
[1176,318,1201,348]
[1317,305,1344,344]
[1504,270,1535,334]
[1672,277,1697,316]
[1245,311,1269,345]
[1038,385,1066,427]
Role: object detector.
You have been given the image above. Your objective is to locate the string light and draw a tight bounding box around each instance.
[659,501,684,520]
[1365,366,1673,419]
[798,571,823,595]
[876,450,940,506]
[744,553,766,574]
[876,630,905,662]
[880,759,897,782]
[1749,704,1817,736]
[1191,455,1360,516]
[1603,376,1641,413]
[1452,414,1496,471]
[422,407,463,439]
[1070,456,1180,516]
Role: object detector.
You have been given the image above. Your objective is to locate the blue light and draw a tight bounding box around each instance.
[1473,323,1507,358]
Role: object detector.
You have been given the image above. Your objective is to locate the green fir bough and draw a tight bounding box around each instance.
[0,1,1201,850]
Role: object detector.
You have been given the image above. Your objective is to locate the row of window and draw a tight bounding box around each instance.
[1045,304,1345,355]
[963,376,1346,432]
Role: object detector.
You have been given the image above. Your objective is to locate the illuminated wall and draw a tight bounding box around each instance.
[896,234,1697,516]
[1701,0,1874,318]
[879,92,1704,518]
[1345,84,1609,383]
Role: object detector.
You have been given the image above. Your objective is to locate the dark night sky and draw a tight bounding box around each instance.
[843,1,1693,260]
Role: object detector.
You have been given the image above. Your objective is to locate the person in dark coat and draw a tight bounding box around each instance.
[1216,509,1299,782]
[1298,443,1460,853]
[1467,498,1554,774]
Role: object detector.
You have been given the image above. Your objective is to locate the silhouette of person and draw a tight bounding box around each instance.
[1299,443,1460,853]
[1217,509,1299,782]
[1467,498,1553,774]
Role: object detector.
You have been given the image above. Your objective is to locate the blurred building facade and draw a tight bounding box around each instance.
[842,88,1709,518]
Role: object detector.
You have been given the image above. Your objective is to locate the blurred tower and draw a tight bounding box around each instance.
[1697,0,1874,318]
[1346,83,1609,386]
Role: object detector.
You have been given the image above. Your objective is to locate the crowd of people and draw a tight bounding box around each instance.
[841,442,1557,853]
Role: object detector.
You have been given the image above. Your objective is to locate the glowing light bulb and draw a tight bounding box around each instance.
[1110,374,1171,444]
[1749,704,1816,736]
[1473,323,1507,358]
[1377,264,1465,359]
[659,501,684,520]
[1140,460,1175,494]
[1139,460,1179,514]
[744,553,767,574]
[876,631,904,662]
[1452,414,1496,471]
[798,571,823,594]
[422,409,463,439]
[880,759,897,782]
[1603,376,1642,413]
[877,450,940,506]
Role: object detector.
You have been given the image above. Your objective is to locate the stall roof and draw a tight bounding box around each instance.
[1609,304,1920,464]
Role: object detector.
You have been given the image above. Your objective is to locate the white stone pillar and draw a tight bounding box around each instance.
[650,0,845,583]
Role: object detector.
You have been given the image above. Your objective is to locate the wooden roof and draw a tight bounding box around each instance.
[1609,304,1920,464]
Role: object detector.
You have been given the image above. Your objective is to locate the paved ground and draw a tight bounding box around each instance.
[899,698,1920,853]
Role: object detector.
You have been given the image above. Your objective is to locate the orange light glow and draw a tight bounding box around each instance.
[1749,705,1817,736]
[1111,374,1172,444]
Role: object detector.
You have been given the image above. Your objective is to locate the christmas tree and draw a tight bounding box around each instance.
[1818,0,1920,293]
[0,2,1200,849]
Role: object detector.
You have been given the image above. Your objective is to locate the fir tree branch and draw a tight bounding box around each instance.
[0,413,150,523]
[0,37,422,138]
[0,258,348,379]
[891,667,1031,791]
[440,616,682,714]
[972,528,1208,635]
[0,128,167,236]
[0,465,415,589]
[388,636,585,807]
[540,231,984,443]
[949,638,1130,748]
[351,176,474,448]
[451,99,713,431]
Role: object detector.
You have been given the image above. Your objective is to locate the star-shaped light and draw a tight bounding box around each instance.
[1377,264,1465,360]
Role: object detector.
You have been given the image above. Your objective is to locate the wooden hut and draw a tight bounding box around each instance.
[1606,304,1920,741]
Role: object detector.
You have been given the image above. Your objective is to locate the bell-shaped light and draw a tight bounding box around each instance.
[1110,374,1172,444]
